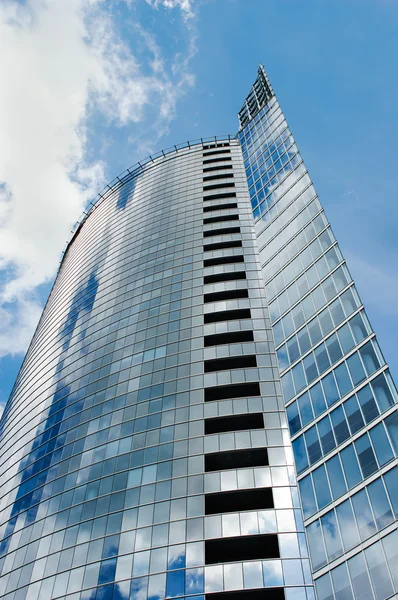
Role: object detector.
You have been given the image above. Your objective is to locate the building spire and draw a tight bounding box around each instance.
[238,63,274,129]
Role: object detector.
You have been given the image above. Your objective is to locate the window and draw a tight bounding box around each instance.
[340,445,362,488]
[203,271,246,284]
[205,488,273,515]
[203,201,237,212]
[298,476,317,519]
[203,182,236,192]
[355,435,378,478]
[321,510,342,561]
[365,541,394,600]
[312,464,331,509]
[204,330,254,347]
[336,500,359,551]
[204,355,257,373]
[203,226,240,238]
[326,455,347,499]
[203,191,236,201]
[351,489,376,541]
[331,563,353,600]
[205,412,264,435]
[205,447,268,472]
[384,411,398,453]
[307,521,327,571]
[204,289,248,303]
[205,534,279,564]
[204,308,251,324]
[348,553,373,600]
[203,254,244,267]
[204,240,242,252]
[203,214,239,225]
[369,422,394,467]
[204,382,260,402]
[203,172,234,182]
[367,478,393,530]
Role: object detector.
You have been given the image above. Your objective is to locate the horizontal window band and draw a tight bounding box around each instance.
[205,447,268,472]
[203,164,233,173]
[204,308,251,324]
[203,172,234,182]
[203,226,240,238]
[203,254,244,267]
[205,533,279,564]
[203,182,236,192]
[204,381,260,402]
[203,142,230,150]
[204,354,257,373]
[203,271,246,285]
[205,588,285,600]
[204,330,254,347]
[205,412,264,435]
[203,202,238,212]
[203,214,239,225]
[205,487,273,515]
[203,192,237,202]
[203,156,233,165]
[203,149,231,156]
[204,289,248,303]
[203,240,242,252]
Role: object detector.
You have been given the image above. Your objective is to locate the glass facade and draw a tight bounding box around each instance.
[0,137,312,600]
[238,65,398,600]
[0,64,396,600]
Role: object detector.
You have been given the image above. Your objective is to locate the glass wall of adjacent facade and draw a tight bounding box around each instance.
[0,138,313,600]
[238,65,398,600]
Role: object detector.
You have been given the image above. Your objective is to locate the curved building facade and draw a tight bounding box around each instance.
[0,138,312,600]
[1,65,398,600]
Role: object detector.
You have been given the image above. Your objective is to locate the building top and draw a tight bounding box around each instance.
[238,64,274,129]
[61,62,273,264]
[60,135,234,265]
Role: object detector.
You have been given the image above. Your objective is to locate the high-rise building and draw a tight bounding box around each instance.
[0,65,396,600]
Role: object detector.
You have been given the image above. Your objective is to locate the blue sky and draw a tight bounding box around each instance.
[0,0,397,412]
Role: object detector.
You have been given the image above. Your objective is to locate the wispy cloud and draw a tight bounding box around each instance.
[0,0,196,358]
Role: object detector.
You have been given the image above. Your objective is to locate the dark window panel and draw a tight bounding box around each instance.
[205,412,264,435]
[203,202,238,212]
[203,172,234,182]
[204,271,246,284]
[204,289,248,303]
[205,534,279,564]
[203,254,244,267]
[204,308,251,324]
[203,192,237,201]
[204,381,260,401]
[204,355,257,373]
[204,214,239,224]
[205,590,285,600]
[203,182,236,192]
[205,487,273,514]
[204,241,243,252]
[205,447,268,471]
[203,226,241,238]
[204,330,254,347]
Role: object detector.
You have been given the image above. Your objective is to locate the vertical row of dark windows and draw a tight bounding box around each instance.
[201,146,280,593]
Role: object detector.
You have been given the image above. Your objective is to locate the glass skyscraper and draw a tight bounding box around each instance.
[238,66,398,600]
[0,65,396,600]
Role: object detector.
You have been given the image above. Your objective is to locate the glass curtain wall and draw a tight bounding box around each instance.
[237,65,398,600]
[0,138,313,600]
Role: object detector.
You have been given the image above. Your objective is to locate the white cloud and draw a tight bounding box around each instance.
[0,0,195,358]
[146,0,196,21]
